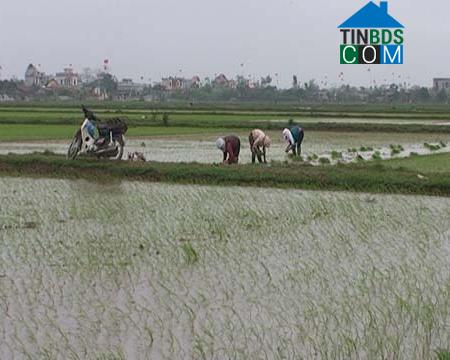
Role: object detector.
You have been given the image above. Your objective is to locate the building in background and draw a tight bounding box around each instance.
[213,74,229,88]
[24,64,48,87]
[433,78,450,91]
[161,76,201,91]
[184,76,201,89]
[55,67,80,88]
[117,78,145,99]
[161,77,184,91]
[45,79,60,90]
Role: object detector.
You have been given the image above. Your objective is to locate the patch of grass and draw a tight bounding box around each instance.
[0,105,450,136]
[42,149,56,156]
[359,146,374,152]
[95,352,126,360]
[288,154,304,162]
[436,350,450,360]
[2,101,450,114]
[0,124,225,141]
[181,243,199,264]
[390,144,404,156]
[0,124,78,141]
[382,152,450,173]
[162,113,170,126]
[372,151,382,161]
[319,157,331,165]
[424,142,441,151]
[331,151,342,160]
[356,155,365,162]
[1,153,449,196]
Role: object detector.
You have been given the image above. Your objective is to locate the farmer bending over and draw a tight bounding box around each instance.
[216,135,241,164]
[283,126,304,156]
[249,129,271,164]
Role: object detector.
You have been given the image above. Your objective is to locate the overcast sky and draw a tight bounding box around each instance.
[1,0,449,87]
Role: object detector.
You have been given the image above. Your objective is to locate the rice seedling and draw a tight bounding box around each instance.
[331,150,343,160]
[424,142,442,151]
[288,153,304,162]
[0,178,449,358]
[436,350,450,360]
[390,144,404,156]
[181,243,199,264]
[319,157,331,164]
[162,113,170,126]
[356,154,366,162]
[372,151,382,160]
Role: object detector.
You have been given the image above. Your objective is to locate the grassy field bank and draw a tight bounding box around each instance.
[2,101,450,114]
[0,153,449,196]
[1,105,450,124]
[1,103,449,141]
[384,152,450,173]
[1,122,449,142]
[0,124,232,141]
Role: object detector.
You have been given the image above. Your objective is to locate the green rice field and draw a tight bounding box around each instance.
[1,104,450,359]
[1,178,449,359]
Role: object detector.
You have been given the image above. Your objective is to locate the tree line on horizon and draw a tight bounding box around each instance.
[0,76,447,104]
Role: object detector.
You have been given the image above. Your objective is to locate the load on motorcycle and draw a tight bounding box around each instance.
[67,106,128,160]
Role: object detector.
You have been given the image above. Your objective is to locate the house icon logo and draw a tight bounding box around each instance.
[339,1,404,65]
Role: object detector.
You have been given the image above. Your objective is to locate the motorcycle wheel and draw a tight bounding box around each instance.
[67,134,81,160]
[113,136,125,160]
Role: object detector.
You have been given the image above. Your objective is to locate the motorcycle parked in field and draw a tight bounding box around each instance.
[67,106,128,160]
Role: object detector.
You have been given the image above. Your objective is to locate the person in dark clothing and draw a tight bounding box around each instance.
[216,135,241,164]
[283,126,305,156]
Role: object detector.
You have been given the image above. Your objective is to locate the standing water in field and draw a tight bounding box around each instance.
[0,131,450,165]
[0,178,449,359]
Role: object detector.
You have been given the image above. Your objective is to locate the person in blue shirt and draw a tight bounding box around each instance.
[283,126,304,156]
[85,119,99,140]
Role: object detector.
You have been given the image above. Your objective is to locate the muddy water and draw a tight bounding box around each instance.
[0,178,449,359]
[1,132,450,164]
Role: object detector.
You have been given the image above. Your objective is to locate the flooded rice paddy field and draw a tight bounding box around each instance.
[1,131,450,164]
[253,117,450,125]
[0,178,449,359]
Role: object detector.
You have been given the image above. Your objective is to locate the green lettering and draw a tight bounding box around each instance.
[370,30,381,45]
[382,30,393,44]
[393,29,404,45]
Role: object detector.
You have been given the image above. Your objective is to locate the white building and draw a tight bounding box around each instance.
[24,64,47,87]
[55,68,80,88]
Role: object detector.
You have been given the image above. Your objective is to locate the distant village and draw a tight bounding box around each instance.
[0,63,271,102]
[0,62,450,104]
